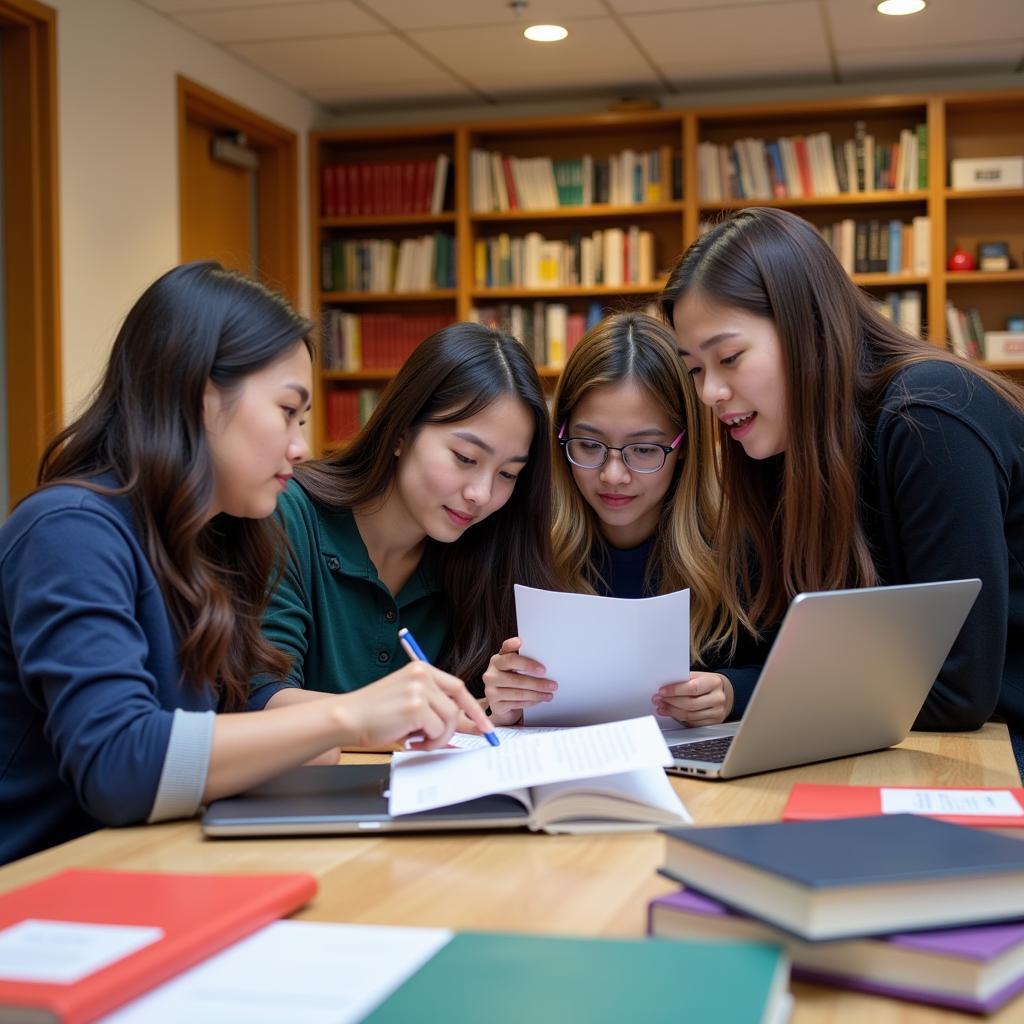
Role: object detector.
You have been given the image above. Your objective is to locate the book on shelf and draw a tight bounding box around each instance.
[388,716,691,833]
[658,814,1024,941]
[946,300,986,360]
[985,331,1024,364]
[648,888,1024,1015]
[470,146,680,212]
[100,919,790,1024]
[320,234,455,294]
[874,289,923,339]
[320,154,449,217]
[818,216,929,277]
[322,312,452,372]
[782,783,1024,835]
[473,227,655,290]
[698,121,927,201]
[0,869,317,1024]
[326,388,380,443]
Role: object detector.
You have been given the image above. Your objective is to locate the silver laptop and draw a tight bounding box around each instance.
[662,579,981,780]
[202,763,532,837]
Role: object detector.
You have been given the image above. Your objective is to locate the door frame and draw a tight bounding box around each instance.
[178,75,299,304]
[1,0,61,507]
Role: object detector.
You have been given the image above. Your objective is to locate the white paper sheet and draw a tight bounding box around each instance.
[101,921,452,1024]
[388,715,672,815]
[0,919,163,984]
[880,788,1024,817]
[447,725,565,749]
[513,584,690,726]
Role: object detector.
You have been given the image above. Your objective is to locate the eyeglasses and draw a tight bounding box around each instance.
[558,430,684,473]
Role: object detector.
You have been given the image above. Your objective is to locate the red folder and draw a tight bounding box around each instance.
[783,783,1024,830]
[0,868,317,1023]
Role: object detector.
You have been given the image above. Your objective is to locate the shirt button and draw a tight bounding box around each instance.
[377,650,390,664]
[384,609,397,623]
[326,556,341,572]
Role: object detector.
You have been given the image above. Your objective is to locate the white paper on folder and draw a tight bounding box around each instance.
[388,715,672,816]
[514,583,690,726]
[101,921,452,1024]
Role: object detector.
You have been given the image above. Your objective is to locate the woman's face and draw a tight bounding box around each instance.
[203,341,313,520]
[673,292,788,460]
[393,394,534,543]
[566,381,681,550]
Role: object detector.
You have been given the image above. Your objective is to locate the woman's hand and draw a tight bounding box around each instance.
[482,637,558,726]
[653,672,734,726]
[336,662,491,749]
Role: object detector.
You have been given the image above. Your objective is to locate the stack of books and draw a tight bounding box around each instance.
[652,812,1024,1014]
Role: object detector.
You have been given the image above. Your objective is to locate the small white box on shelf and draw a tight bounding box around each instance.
[984,331,1024,363]
[950,157,1024,191]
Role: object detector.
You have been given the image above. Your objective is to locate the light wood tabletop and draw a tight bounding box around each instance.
[2,724,1020,1023]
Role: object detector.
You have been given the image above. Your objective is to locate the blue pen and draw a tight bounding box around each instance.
[397,627,500,747]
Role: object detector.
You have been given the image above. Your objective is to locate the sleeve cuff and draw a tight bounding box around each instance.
[721,667,762,720]
[147,709,215,822]
[247,679,301,711]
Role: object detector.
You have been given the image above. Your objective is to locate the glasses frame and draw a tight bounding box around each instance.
[557,428,684,474]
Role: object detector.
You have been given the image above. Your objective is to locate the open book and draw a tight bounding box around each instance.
[388,716,691,834]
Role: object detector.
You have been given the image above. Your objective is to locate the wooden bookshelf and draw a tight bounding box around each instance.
[310,87,1024,450]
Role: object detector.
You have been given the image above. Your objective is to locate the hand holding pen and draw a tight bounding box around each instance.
[399,627,500,748]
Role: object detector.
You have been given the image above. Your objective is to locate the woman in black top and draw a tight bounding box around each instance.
[662,207,1024,744]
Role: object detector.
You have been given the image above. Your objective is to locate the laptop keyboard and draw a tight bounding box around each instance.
[668,735,734,763]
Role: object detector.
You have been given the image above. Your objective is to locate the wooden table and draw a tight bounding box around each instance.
[2,725,1020,1022]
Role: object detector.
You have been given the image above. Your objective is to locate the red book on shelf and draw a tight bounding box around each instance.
[334,164,349,217]
[0,868,317,1024]
[793,136,814,197]
[321,164,337,217]
[783,783,1024,831]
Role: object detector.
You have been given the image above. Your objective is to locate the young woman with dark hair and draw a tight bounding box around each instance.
[662,207,1024,738]
[252,321,555,713]
[482,312,736,727]
[0,262,490,865]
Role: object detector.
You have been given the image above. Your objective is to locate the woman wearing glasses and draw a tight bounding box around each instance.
[482,312,737,727]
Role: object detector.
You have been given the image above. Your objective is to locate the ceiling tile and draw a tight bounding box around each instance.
[369,0,604,31]
[839,42,1023,79]
[226,35,477,107]
[173,2,382,43]
[142,0,328,11]
[409,17,661,94]
[625,2,832,83]
[828,0,1024,52]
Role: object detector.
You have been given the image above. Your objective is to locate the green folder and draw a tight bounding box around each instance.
[363,931,788,1023]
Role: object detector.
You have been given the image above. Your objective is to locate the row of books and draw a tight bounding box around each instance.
[946,303,1024,363]
[698,123,927,201]
[818,215,931,276]
[471,300,602,370]
[652,785,1024,1015]
[873,289,924,339]
[469,147,682,212]
[322,311,452,372]
[319,234,456,294]
[0,868,788,1023]
[325,387,381,443]
[320,154,450,217]
[473,227,656,290]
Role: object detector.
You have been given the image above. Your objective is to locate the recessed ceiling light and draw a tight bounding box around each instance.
[524,24,568,42]
[877,0,926,15]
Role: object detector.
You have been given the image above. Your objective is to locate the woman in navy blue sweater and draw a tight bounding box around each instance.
[0,262,490,865]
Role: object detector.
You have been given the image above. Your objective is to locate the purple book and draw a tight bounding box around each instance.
[648,889,1024,1015]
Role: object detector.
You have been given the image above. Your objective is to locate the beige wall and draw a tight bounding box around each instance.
[48,0,321,418]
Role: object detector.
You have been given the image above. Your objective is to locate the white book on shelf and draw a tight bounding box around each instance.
[510,157,531,210]
[523,231,543,289]
[490,152,508,211]
[778,137,802,198]
[946,301,970,358]
[620,148,637,204]
[626,224,640,284]
[540,157,560,208]
[911,215,931,275]
[545,303,569,370]
[844,139,859,194]
[638,230,654,283]
[603,227,625,287]
[591,228,604,283]
[900,289,922,339]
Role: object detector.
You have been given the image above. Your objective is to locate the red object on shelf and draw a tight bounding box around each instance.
[947,246,977,271]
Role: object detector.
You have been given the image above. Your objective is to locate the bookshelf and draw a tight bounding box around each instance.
[310,87,1024,451]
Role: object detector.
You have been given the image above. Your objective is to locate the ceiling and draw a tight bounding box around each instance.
[138,0,1024,114]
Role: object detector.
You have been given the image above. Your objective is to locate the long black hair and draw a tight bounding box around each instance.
[38,261,313,709]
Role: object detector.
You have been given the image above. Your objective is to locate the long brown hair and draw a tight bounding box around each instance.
[297,321,555,690]
[551,312,732,663]
[661,207,1024,635]
[37,261,313,710]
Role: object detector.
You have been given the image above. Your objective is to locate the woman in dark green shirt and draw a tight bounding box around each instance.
[253,322,555,709]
